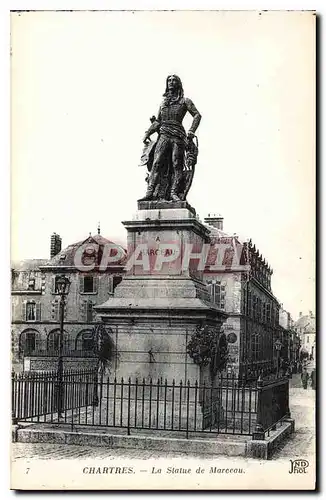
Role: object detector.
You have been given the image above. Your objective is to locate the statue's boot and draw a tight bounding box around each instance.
[170,170,183,202]
[170,192,181,202]
[138,193,153,201]
[138,178,156,201]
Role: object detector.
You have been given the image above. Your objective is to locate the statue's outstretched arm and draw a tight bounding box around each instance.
[185,98,202,136]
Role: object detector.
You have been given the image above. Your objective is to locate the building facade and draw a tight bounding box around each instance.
[278,307,301,370]
[11,231,126,371]
[203,214,281,378]
[294,311,316,359]
[12,215,296,379]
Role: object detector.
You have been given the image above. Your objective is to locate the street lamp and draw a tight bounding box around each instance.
[274,339,283,378]
[56,275,71,418]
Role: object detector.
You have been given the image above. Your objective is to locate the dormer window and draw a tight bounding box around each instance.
[28,278,35,290]
[82,245,98,267]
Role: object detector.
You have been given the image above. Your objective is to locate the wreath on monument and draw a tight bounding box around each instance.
[187,325,229,376]
[93,324,117,373]
[187,325,217,367]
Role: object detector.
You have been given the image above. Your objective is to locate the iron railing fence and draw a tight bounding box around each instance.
[12,370,290,438]
[12,368,97,422]
[253,376,291,440]
[12,370,289,439]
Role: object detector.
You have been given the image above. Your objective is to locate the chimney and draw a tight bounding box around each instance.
[299,311,302,317]
[204,213,224,230]
[50,233,62,258]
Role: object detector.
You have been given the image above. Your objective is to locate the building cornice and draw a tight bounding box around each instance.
[38,265,125,272]
[250,277,279,302]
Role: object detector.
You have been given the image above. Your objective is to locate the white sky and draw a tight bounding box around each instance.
[10,10,315,319]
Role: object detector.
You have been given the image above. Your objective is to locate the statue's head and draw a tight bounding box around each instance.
[163,75,184,100]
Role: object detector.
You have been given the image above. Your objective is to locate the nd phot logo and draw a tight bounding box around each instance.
[289,459,309,474]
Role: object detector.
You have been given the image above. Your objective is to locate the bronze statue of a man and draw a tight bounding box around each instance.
[139,75,201,202]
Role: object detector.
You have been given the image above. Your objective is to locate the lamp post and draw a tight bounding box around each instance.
[55,275,71,418]
[274,339,283,378]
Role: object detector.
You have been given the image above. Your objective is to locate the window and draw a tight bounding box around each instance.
[28,278,35,290]
[25,332,36,354]
[26,302,36,321]
[82,332,94,351]
[108,275,123,295]
[76,330,95,352]
[248,291,252,317]
[307,336,309,344]
[48,333,59,351]
[80,275,98,294]
[251,333,260,362]
[253,296,257,319]
[84,276,94,293]
[266,303,271,323]
[19,330,37,356]
[207,280,226,310]
[53,276,61,294]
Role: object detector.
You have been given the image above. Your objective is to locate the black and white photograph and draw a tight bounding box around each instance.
[9,9,316,490]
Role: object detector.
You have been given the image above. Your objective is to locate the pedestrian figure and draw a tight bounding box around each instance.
[301,366,309,389]
[311,368,316,390]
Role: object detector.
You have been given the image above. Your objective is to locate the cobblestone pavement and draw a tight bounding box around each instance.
[272,385,315,459]
[12,442,214,461]
[11,386,315,462]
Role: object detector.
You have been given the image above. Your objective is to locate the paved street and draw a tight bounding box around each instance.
[11,384,315,462]
[272,376,315,459]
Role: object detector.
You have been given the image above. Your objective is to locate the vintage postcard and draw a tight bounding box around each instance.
[10,9,316,490]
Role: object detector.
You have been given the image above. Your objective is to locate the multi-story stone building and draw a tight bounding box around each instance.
[294,311,316,359]
[278,308,301,369]
[203,214,280,377]
[11,228,126,371]
[12,214,293,378]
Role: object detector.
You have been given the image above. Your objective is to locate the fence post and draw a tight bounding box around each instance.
[285,379,291,418]
[92,367,99,407]
[11,371,18,425]
[252,375,265,440]
[127,377,131,436]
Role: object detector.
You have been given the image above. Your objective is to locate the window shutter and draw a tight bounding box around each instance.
[52,276,56,294]
[215,281,221,307]
[86,301,93,322]
[51,301,56,320]
[205,280,211,301]
[22,301,27,321]
[108,275,114,295]
[36,303,41,321]
[82,300,87,321]
[93,275,99,293]
[79,276,84,294]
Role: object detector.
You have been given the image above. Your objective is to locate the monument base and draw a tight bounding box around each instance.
[137,200,196,216]
[96,204,227,384]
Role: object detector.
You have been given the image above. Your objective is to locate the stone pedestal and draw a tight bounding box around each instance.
[96,202,227,385]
